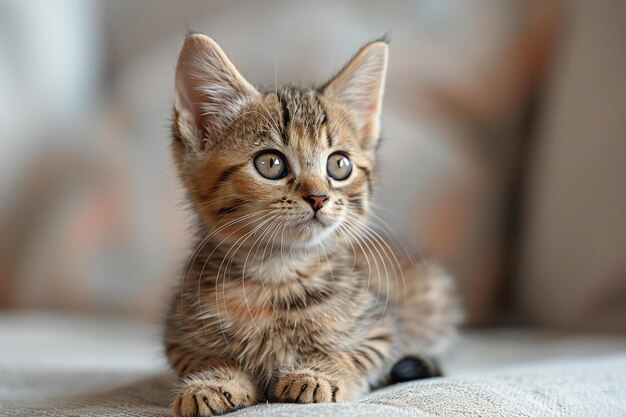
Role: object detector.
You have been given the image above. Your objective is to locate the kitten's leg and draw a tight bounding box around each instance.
[270,328,394,403]
[172,368,257,417]
[392,261,459,380]
[167,346,258,417]
[353,242,459,381]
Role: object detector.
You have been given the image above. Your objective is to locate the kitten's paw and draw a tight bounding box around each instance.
[172,375,257,416]
[271,369,347,403]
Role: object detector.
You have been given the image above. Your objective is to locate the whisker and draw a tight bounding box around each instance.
[246,96,282,136]
[348,215,409,319]
[247,219,282,309]
[342,216,391,324]
[232,218,285,349]
[337,222,375,307]
[191,210,275,340]
[213,211,278,342]
[180,210,271,310]
[368,210,421,266]
[214,213,278,343]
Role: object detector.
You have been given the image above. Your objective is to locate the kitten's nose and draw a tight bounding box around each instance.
[304,194,329,211]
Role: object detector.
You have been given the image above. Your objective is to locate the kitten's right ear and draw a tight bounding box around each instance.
[174,34,259,151]
[321,40,388,154]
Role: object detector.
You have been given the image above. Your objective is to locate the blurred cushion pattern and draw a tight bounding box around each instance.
[1,0,557,327]
[517,0,626,332]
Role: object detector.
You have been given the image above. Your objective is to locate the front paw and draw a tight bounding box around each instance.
[172,375,257,416]
[271,369,347,403]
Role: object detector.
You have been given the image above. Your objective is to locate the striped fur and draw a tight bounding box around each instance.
[166,34,459,416]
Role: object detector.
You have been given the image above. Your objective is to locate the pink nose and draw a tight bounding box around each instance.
[304,194,329,211]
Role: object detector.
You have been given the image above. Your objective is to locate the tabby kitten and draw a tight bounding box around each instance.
[165,34,458,416]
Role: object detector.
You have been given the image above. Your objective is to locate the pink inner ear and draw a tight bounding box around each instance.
[175,69,208,143]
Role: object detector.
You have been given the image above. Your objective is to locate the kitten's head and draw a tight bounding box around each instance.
[172,34,387,247]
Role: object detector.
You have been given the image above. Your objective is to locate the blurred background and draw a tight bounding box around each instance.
[1,0,624,332]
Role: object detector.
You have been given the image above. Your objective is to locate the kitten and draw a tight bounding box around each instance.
[164,34,459,416]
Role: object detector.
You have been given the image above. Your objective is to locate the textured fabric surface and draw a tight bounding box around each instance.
[2,313,626,416]
[2,356,626,416]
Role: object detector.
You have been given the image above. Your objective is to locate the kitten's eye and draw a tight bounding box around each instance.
[254,151,288,180]
[327,152,352,181]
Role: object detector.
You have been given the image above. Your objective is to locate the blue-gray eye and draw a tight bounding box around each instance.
[327,152,352,180]
[254,151,288,180]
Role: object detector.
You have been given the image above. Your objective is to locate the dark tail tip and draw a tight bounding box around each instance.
[390,356,442,384]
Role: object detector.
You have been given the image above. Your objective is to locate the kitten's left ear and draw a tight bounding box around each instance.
[321,40,388,152]
[174,34,260,152]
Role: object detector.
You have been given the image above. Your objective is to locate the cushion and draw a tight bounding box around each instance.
[2,355,625,416]
[1,313,625,416]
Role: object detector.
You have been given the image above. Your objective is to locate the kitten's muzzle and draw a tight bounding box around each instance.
[304,194,329,212]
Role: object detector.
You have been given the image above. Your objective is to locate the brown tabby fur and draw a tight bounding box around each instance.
[164,34,459,416]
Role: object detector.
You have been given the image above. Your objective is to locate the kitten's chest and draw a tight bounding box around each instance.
[216,267,369,363]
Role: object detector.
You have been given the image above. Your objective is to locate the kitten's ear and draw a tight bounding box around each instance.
[174,34,259,151]
[321,40,388,152]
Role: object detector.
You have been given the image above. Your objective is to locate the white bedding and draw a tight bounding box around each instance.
[1,313,625,416]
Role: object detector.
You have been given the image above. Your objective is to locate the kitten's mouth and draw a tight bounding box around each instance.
[293,214,328,228]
